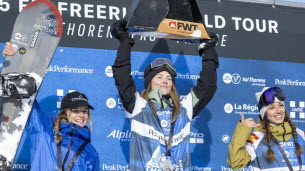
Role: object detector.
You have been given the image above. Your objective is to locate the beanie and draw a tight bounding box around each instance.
[144,58,176,88]
[255,87,285,119]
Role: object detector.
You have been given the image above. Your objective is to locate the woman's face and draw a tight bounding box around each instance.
[68,105,89,127]
[266,102,285,125]
[150,71,173,95]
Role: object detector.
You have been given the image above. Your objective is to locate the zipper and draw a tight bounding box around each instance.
[282,124,286,141]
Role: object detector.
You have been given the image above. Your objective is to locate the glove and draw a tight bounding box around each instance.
[197,32,219,68]
[197,32,218,56]
[111,20,129,40]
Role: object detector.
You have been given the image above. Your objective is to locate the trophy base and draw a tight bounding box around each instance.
[128,29,201,43]
[127,19,209,43]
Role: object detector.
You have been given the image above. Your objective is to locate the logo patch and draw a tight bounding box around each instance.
[169,21,176,29]
[30,30,40,48]
[19,48,26,54]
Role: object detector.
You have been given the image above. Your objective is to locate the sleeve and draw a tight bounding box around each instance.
[28,100,53,135]
[191,47,218,118]
[93,149,100,171]
[28,100,54,161]
[112,37,137,114]
[227,121,252,170]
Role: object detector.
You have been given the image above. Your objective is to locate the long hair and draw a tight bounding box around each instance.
[53,108,92,144]
[141,82,181,122]
[261,110,303,162]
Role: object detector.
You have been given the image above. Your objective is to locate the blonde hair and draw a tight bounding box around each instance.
[262,110,303,162]
[141,82,181,123]
[53,108,92,144]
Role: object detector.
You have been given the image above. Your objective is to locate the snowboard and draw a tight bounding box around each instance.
[0,0,62,165]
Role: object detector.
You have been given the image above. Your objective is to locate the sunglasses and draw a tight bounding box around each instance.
[258,87,286,110]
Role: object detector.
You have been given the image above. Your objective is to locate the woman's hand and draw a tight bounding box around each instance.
[240,114,260,128]
[2,42,14,57]
[111,20,128,40]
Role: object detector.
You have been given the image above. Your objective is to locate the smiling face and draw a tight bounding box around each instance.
[150,71,173,95]
[265,102,285,125]
[68,105,89,127]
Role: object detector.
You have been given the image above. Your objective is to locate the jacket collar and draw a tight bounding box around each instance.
[60,123,91,140]
[148,88,173,109]
[254,121,292,141]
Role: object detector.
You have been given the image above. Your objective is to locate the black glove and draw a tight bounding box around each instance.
[197,32,219,68]
[197,32,218,56]
[111,20,129,40]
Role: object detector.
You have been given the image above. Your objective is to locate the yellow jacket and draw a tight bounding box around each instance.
[227,121,292,170]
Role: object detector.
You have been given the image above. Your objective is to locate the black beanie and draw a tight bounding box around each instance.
[144,65,176,89]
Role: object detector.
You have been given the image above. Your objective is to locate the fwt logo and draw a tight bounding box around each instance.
[169,21,176,29]
[56,89,75,108]
[168,21,198,31]
[223,73,241,84]
[289,101,305,119]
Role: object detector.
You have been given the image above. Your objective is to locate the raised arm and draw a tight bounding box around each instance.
[111,20,137,113]
[28,101,53,135]
[191,33,219,118]
[227,114,260,170]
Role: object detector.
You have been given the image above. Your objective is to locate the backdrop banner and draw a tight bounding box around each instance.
[0,0,305,63]
[0,0,304,170]
[0,44,302,171]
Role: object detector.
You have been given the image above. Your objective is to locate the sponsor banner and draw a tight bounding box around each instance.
[0,0,305,169]
[0,43,303,170]
[192,166,212,171]
[12,164,29,170]
[220,166,249,171]
[101,164,128,171]
[0,0,305,63]
[0,33,304,170]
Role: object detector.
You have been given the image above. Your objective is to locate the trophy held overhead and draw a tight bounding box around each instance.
[124,0,210,41]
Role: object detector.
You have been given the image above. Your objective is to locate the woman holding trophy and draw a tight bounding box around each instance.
[111,20,219,171]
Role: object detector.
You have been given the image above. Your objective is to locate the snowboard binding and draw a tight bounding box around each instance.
[0,73,37,99]
[0,155,12,171]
